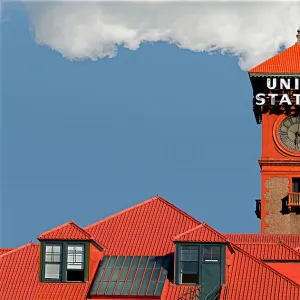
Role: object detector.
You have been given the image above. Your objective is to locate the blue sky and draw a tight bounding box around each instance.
[1,3,262,248]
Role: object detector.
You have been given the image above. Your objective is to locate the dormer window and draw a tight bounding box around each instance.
[176,243,225,300]
[41,242,88,283]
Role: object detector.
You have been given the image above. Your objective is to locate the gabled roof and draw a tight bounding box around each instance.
[249,44,300,75]
[173,222,228,243]
[85,196,200,256]
[0,243,39,300]
[38,220,104,249]
[224,233,300,250]
[236,242,300,261]
[223,244,300,300]
[38,220,92,240]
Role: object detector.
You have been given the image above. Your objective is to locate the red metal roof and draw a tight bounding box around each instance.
[38,220,94,241]
[162,281,200,300]
[0,243,39,300]
[248,44,300,74]
[85,196,200,256]
[235,242,300,261]
[38,220,105,249]
[224,233,300,250]
[35,283,91,300]
[0,248,14,255]
[2,196,300,299]
[222,245,300,300]
[173,223,228,243]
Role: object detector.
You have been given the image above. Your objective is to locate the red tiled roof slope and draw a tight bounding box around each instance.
[162,281,200,300]
[236,242,300,261]
[0,243,39,300]
[173,223,227,243]
[38,220,93,241]
[249,44,300,74]
[35,283,90,300]
[85,196,200,256]
[224,234,300,250]
[222,245,300,300]
[0,248,14,255]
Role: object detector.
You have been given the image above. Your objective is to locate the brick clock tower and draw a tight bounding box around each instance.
[249,29,300,234]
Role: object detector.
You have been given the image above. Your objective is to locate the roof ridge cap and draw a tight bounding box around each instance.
[0,242,38,258]
[278,241,300,258]
[85,196,158,229]
[233,244,300,288]
[38,222,70,239]
[38,220,94,240]
[155,196,201,225]
[85,195,201,230]
[68,221,92,238]
[173,222,228,243]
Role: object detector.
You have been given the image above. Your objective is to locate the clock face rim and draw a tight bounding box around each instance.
[273,115,300,157]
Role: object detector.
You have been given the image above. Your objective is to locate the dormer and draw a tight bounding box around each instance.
[173,223,230,300]
[38,220,104,283]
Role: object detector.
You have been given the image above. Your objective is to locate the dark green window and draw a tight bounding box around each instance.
[41,241,89,283]
[176,243,225,300]
[44,244,62,280]
[180,245,199,284]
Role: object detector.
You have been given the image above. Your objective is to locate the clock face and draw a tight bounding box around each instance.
[278,116,300,152]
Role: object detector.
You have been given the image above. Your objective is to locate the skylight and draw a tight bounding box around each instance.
[90,255,172,296]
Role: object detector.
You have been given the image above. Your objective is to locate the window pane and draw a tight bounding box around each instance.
[67,244,84,269]
[106,281,117,294]
[116,256,125,268]
[181,245,199,261]
[181,261,198,273]
[119,267,129,281]
[99,281,109,294]
[181,273,198,284]
[45,263,60,279]
[45,244,61,262]
[123,281,133,295]
[147,281,157,295]
[114,281,125,295]
[123,256,133,268]
[155,281,165,296]
[203,246,220,262]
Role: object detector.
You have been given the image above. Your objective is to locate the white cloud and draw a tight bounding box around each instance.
[25,1,300,70]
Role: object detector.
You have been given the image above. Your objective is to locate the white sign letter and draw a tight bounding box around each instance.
[268,94,278,105]
[256,93,266,105]
[267,78,276,90]
[279,94,292,106]
[280,78,291,90]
